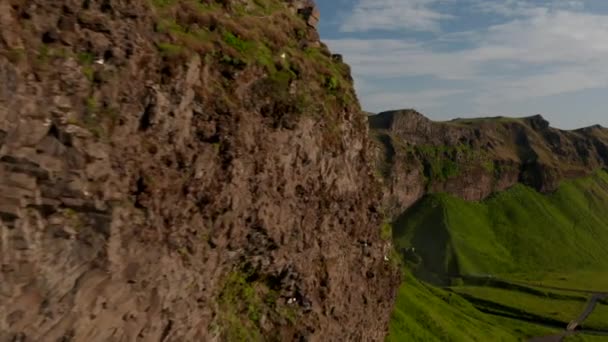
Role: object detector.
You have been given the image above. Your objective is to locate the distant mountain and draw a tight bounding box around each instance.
[369,109,608,219]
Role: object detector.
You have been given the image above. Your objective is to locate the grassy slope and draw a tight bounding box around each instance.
[583,303,608,330]
[387,272,556,342]
[451,286,587,324]
[507,271,608,293]
[394,171,608,280]
[565,335,608,342]
[389,171,608,341]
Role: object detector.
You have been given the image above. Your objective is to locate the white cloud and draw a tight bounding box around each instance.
[340,0,452,33]
[474,68,608,111]
[473,0,584,17]
[361,88,468,113]
[339,0,585,33]
[470,11,608,64]
[326,39,474,79]
[326,4,608,116]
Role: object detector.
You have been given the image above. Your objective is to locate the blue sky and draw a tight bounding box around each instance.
[317,0,608,129]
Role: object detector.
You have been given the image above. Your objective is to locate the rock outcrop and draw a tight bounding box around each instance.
[371,109,608,218]
[0,1,399,341]
[287,0,320,28]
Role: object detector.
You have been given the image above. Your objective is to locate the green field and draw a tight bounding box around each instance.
[504,272,608,293]
[387,271,558,342]
[565,334,608,341]
[583,303,608,331]
[389,171,608,340]
[451,286,587,324]
[394,171,608,280]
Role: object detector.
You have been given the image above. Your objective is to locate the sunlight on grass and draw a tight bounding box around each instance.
[390,171,608,340]
[394,171,608,280]
[387,271,558,342]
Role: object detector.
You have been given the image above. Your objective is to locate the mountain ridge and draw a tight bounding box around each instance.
[370,108,608,219]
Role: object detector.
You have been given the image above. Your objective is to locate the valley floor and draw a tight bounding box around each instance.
[389,271,608,341]
[388,171,608,341]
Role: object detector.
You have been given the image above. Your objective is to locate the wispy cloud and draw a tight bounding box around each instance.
[474,0,585,17]
[326,39,474,79]
[326,2,608,120]
[340,0,452,33]
[361,88,468,113]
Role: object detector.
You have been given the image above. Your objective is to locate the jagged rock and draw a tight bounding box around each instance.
[371,109,608,218]
[288,0,320,27]
[0,1,398,341]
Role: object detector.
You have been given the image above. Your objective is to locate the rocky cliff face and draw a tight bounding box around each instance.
[0,1,399,341]
[371,109,608,218]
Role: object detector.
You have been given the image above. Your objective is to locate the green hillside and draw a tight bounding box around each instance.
[387,271,557,342]
[394,170,608,282]
[388,170,608,341]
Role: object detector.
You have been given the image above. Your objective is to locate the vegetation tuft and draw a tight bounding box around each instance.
[387,270,556,341]
[216,267,299,340]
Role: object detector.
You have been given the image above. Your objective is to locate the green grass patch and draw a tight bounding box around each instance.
[86,97,97,114]
[324,75,339,91]
[249,0,283,15]
[451,286,587,325]
[218,270,264,341]
[564,334,608,341]
[219,31,274,71]
[482,160,495,173]
[223,32,252,54]
[37,44,50,64]
[215,268,300,341]
[412,144,491,185]
[380,221,392,241]
[77,51,95,65]
[82,66,94,81]
[582,303,608,331]
[77,51,96,81]
[387,271,555,342]
[504,271,608,293]
[149,0,176,8]
[155,18,187,35]
[156,42,186,57]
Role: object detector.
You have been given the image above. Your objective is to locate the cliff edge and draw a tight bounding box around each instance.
[0,1,399,340]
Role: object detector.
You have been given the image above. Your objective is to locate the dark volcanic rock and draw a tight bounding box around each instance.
[371,109,608,218]
[0,1,398,341]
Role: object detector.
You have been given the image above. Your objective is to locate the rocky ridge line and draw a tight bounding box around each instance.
[371,109,608,218]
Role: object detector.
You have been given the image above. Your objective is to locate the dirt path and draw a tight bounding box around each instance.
[457,275,608,341]
[530,293,608,342]
[567,293,608,331]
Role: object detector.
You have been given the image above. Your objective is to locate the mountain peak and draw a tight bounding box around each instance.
[369,109,429,130]
[370,109,608,218]
[523,114,550,130]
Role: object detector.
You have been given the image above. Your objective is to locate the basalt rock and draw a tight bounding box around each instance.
[371,109,608,219]
[0,1,399,341]
[288,0,320,28]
